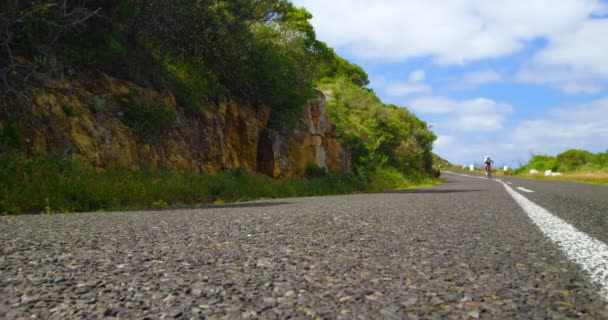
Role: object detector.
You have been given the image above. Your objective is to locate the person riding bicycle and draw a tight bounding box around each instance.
[484,155,494,176]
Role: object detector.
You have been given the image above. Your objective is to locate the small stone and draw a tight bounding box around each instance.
[103,308,118,317]
[256,258,272,268]
[163,294,177,304]
[380,307,398,318]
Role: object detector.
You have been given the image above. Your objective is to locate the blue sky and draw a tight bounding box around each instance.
[293,0,608,167]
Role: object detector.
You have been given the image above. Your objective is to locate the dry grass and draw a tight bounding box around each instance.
[521,172,608,185]
[442,168,608,185]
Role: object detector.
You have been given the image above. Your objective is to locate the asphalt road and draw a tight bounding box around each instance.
[1,173,608,319]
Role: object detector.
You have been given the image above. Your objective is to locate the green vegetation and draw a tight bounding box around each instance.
[432,153,452,169]
[320,79,438,183]
[119,93,176,142]
[2,0,327,125]
[515,149,608,174]
[0,116,20,153]
[512,149,608,185]
[0,155,439,214]
[1,0,441,213]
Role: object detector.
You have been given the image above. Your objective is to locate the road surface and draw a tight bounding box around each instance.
[1,172,607,319]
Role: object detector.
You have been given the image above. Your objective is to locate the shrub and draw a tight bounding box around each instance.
[163,58,226,113]
[527,154,560,171]
[0,116,21,152]
[556,149,594,171]
[119,93,176,142]
[305,163,328,178]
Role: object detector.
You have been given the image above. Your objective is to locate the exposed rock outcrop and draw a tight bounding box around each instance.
[257,90,350,178]
[2,73,350,178]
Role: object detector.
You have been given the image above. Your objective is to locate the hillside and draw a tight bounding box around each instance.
[0,0,439,213]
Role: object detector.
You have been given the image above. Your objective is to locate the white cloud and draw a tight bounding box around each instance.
[385,83,431,96]
[407,96,513,132]
[510,98,608,150]
[534,19,608,76]
[382,69,431,97]
[293,0,605,64]
[408,96,512,115]
[519,19,608,94]
[409,70,426,82]
[459,69,502,88]
[437,97,608,166]
[434,135,456,149]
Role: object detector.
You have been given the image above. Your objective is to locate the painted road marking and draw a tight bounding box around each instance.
[517,187,534,193]
[443,171,608,301]
[501,182,608,301]
[499,180,608,301]
[507,182,513,185]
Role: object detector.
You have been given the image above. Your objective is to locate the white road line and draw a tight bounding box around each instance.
[443,170,608,300]
[507,182,513,185]
[517,187,534,193]
[442,171,488,180]
[498,180,608,301]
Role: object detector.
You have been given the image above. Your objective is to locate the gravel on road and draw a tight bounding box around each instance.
[1,175,607,319]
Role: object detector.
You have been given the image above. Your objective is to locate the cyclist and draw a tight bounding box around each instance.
[484,155,494,177]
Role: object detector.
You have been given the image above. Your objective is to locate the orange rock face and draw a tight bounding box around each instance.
[257,90,350,178]
[2,73,349,178]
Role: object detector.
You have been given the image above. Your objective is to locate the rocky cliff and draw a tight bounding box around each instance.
[258,90,350,178]
[1,72,350,178]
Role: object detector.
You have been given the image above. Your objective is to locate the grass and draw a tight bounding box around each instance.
[518,172,608,185]
[0,155,442,214]
[444,166,608,185]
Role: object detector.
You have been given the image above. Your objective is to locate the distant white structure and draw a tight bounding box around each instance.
[529,169,539,174]
[469,165,474,171]
[545,170,552,176]
[462,165,466,170]
[545,170,563,177]
[503,166,509,171]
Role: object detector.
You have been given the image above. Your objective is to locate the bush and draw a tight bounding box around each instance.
[319,78,436,180]
[163,58,226,113]
[527,154,560,171]
[0,116,21,152]
[305,163,328,178]
[556,149,594,171]
[119,93,176,142]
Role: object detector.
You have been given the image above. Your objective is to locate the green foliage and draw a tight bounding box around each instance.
[527,154,560,171]
[0,0,126,100]
[432,153,451,168]
[59,103,74,116]
[2,0,373,128]
[0,154,440,214]
[516,149,608,174]
[315,44,369,87]
[556,149,594,171]
[319,78,436,180]
[305,163,328,178]
[152,199,167,209]
[162,57,226,113]
[119,93,176,142]
[0,0,442,202]
[0,116,21,152]
[92,95,106,113]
